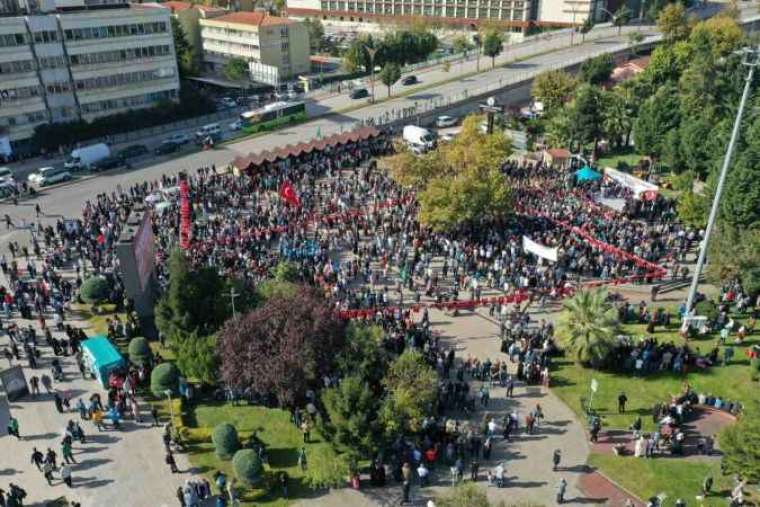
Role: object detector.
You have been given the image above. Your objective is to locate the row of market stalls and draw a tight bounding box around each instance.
[231,126,381,175]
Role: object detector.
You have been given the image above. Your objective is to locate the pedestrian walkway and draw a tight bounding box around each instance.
[578,471,644,506]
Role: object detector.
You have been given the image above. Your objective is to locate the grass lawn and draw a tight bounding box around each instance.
[185,402,341,506]
[589,454,735,506]
[596,148,643,171]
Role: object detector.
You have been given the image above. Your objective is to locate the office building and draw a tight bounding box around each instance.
[200,11,310,85]
[159,1,225,58]
[0,0,179,151]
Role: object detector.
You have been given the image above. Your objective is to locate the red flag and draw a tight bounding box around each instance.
[279,181,301,207]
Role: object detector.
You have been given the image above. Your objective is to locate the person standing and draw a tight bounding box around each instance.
[470,460,480,481]
[42,460,54,485]
[557,477,567,503]
[7,417,19,439]
[298,447,307,471]
[166,451,178,473]
[618,392,628,413]
[60,463,72,488]
[61,439,76,464]
[30,447,44,471]
[553,449,562,471]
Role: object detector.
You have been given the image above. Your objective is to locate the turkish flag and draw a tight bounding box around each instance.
[279,181,301,207]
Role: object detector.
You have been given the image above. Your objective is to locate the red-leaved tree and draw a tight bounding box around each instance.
[217,286,346,407]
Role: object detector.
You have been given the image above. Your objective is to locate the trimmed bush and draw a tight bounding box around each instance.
[694,300,718,323]
[80,276,110,305]
[211,423,239,460]
[150,362,180,397]
[128,337,151,366]
[232,449,263,486]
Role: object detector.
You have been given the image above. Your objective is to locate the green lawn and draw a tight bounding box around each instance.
[589,454,734,505]
[596,148,643,171]
[552,321,758,431]
[185,402,341,506]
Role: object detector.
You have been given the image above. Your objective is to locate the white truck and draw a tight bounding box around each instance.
[64,143,110,171]
[402,125,436,154]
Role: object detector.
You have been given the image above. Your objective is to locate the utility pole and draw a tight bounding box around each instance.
[226,286,240,318]
[685,47,760,314]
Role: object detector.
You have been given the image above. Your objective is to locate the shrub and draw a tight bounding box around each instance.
[694,300,718,323]
[80,276,110,305]
[128,337,151,366]
[150,362,180,397]
[212,423,239,460]
[232,449,263,486]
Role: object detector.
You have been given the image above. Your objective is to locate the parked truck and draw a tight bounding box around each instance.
[402,125,437,154]
[64,143,110,171]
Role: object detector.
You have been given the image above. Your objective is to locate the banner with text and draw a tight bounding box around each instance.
[522,236,558,263]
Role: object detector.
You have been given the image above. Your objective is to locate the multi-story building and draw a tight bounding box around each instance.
[0,0,179,152]
[158,1,225,59]
[200,11,310,86]
[285,0,607,30]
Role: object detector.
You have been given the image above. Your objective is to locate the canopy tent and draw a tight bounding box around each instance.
[575,166,602,181]
[81,336,126,388]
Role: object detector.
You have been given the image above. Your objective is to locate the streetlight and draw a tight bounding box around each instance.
[685,47,760,315]
[365,46,378,103]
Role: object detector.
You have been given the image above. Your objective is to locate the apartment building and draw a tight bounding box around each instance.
[0,0,179,151]
[159,1,225,58]
[285,0,606,29]
[200,11,310,85]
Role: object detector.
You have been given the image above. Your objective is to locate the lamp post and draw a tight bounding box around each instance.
[685,47,760,315]
[225,286,240,318]
[366,46,378,103]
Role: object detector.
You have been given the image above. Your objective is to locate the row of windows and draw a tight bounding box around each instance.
[75,67,175,91]
[0,59,34,75]
[204,40,260,53]
[324,2,525,16]
[324,0,525,6]
[69,44,171,66]
[80,89,176,114]
[205,49,258,61]
[64,22,168,41]
[0,110,47,128]
[33,30,59,44]
[202,27,260,42]
[39,56,67,69]
[0,85,42,103]
[0,33,27,48]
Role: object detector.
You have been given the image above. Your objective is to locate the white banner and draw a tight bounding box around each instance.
[522,236,558,263]
[604,167,659,199]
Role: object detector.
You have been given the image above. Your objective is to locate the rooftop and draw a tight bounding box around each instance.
[210,11,294,26]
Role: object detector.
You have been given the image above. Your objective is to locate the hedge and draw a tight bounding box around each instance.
[232,449,263,486]
[80,276,110,305]
[212,423,239,460]
[128,337,151,366]
[150,362,180,397]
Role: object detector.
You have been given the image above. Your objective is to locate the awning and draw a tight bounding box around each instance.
[575,166,602,182]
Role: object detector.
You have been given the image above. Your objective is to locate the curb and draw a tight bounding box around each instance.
[593,467,646,505]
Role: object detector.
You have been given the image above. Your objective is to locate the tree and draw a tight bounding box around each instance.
[232,449,263,486]
[628,31,644,56]
[601,90,633,149]
[321,375,383,457]
[579,53,614,85]
[566,84,605,156]
[212,423,240,460]
[217,286,346,407]
[335,324,390,388]
[128,337,151,367]
[721,149,760,230]
[380,350,438,437]
[531,70,578,112]
[171,17,197,78]
[379,63,401,97]
[150,362,180,397]
[155,249,229,343]
[303,17,325,52]
[676,191,709,229]
[613,6,632,35]
[720,407,760,482]
[452,34,473,54]
[222,57,249,82]
[482,30,504,69]
[80,276,110,305]
[273,261,301,283]
[657,3,689,42]
[556,289,619,368]
[175,332,219,385]
[706,225,760,284]
[632,85,680,160]
[579,18,593,43]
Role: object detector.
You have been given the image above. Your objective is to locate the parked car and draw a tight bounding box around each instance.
[350,88,369,99]
[229,120,244,131]
[0,181,16,198]
[436,115,459,128]
[154,140,181,155]
[28,166,71,186]
[0,166,14,183]
[118,144,148,159]
[218,97,237,109]
[165,133,190,145]
[91,155,127,172]
[401,75,418,86]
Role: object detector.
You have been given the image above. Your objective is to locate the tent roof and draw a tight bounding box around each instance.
[81,336,124,367]
[233,126,381,172]
[575,166,602,181]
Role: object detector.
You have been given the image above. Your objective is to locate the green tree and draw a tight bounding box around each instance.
[303,17,325,52]
[579,18,593,43]
[657,3,690,42]
[602,89,633,149]
[632,85,680,160]
[128,337,151,367]
[175,332,219,385]
[613,6,632,35]
[273,261,301,282]
[452,34,473,54]
[80,276,110,305]
[531,70,578,112]
[212,423,240,460]
[579,53,614,85]
[335,324,390,387]
[150,362,180,397]
[321,375,382,457]
[232,449,263,486]
[676,191,709,229]
[628,31,645,56]
[379,63,401,97]
[566,84,605,155]
[380,350,438,437]
[482,30,504,69]
[556,289,619,368]
[720,407,760,482]
[706,225,760,284]
[222,57,249,82]
[721,148,760,230]
[171,17,197,78]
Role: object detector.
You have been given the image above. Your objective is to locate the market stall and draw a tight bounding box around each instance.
[81,336,126,388]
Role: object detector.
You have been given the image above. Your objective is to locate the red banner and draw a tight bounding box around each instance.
[179,179,192,250]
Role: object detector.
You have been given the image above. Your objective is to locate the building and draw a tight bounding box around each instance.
[159,1,225,58]
[0,0,180,151]
[200,11,310,85]
[285,0,609,30]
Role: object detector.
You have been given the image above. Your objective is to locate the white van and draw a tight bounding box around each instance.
[196,123,221,139]
[64,143,110,171]
[402,125,437,153]
[28,166,72,186]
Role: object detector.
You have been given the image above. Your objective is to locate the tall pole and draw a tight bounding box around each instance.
[571,9,577,46]
[226,286,240,318]
[366,46,378,103]
[685,47,759,314]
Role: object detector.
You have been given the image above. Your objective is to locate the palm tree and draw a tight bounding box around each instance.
[557,289,619,367]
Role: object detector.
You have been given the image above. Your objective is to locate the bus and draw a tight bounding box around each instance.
[239,101,307,134]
